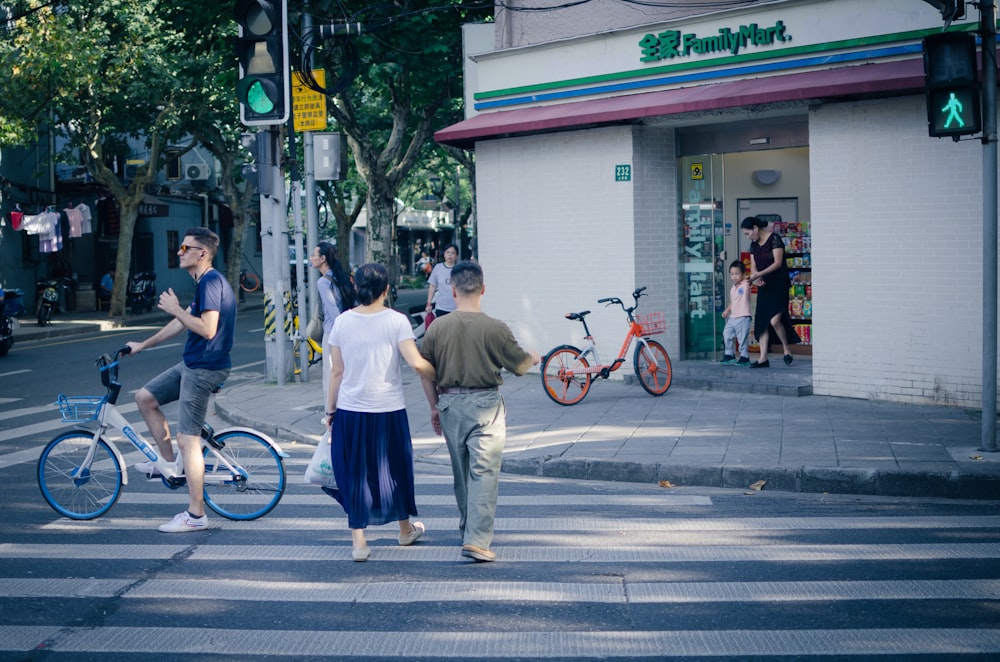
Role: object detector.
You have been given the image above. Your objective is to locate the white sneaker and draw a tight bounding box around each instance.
[134,460,161,477]
[158,511,208,533]
[135,460,182,478]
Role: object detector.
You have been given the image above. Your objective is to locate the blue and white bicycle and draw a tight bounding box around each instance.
[37,346,288,521]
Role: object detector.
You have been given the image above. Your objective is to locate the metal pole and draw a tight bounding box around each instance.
[303,4,320,375]
[982,0,998,452]
[274,144,288,385]
[288,114,309,381]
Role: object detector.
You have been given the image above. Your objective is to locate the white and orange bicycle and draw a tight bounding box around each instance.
[541,286,672,405]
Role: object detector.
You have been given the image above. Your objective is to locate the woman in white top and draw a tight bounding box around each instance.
[325,263,436,562]
[425,243,458,317]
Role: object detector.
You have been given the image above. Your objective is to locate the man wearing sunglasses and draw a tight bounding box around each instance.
[125,227,237,533]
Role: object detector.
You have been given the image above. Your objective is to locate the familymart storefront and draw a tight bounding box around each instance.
[437,0,998,407]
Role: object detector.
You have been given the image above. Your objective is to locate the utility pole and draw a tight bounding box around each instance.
[980,0,998,452]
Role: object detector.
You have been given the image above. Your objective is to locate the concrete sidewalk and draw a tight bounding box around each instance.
[11,303,1000,499]
[215,365,1000,501]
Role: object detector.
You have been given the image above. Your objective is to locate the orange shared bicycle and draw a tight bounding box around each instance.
[541,286,672,405]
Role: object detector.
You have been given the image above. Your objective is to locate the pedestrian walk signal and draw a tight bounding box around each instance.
[923,32,981,139]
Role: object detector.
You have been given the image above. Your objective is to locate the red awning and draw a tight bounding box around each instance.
[435,58,927,148]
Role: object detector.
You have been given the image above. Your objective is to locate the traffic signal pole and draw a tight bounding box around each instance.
[981,1,997,452]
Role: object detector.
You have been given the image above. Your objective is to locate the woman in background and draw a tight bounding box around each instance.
[309,242,355,402]
[741,216,800,368]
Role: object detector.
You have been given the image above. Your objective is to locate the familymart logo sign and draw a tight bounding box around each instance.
[639,20,790,62]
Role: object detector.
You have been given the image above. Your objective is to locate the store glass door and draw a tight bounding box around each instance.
[678,154,725,359]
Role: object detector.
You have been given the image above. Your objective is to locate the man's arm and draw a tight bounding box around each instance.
[126,317,185,355]
[158,288,220,340]
[420,375,442,436]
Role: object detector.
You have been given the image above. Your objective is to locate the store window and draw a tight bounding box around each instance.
[678,154,725,359]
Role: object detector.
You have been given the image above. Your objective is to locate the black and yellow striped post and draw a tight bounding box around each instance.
[263,291,276,338]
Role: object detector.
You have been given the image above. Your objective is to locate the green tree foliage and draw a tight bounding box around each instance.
[301,0,489,267]
[159,0,258,292]
[0,0,189,317]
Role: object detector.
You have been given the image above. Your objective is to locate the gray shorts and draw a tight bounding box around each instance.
[143,362,230,436]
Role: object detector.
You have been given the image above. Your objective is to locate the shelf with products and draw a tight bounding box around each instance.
[779,221,812,350]
[747,220,814,354]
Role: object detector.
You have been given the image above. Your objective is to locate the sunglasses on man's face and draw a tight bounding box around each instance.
[178,244,205,255]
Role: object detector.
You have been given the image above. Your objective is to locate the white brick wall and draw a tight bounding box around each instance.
[477,126,646,366]
[810,95,995,406]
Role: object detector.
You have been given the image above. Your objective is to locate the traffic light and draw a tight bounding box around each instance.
[941,0,965,22]
[234,0,290,126]
[923,32,981,139]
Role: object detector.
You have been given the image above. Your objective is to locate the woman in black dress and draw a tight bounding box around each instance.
[740,216,800,368]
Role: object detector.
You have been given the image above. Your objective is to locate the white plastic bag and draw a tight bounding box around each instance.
[304,430,336,488]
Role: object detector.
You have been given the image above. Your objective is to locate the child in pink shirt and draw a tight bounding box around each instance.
[720,260,752,366]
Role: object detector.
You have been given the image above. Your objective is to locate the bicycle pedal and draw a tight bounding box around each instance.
[164,475,187,489]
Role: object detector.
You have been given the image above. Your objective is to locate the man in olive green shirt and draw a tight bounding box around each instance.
[420,261,539,562]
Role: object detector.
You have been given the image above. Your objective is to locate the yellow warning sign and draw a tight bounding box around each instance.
[292,70,328,133]
[690,163,704,180]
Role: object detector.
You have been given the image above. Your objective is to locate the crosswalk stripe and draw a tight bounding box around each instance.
[3,542,998,562]
[2,577,997,603]
[0,403,52,421]
[0,402,141,444]
[38,515,1000,532]
[110,492,714,507]
[3,626,999,657]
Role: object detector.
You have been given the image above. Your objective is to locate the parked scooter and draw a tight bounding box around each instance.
[36,279,59,327]
[408,305,430,340]
[2,289,26,318]
[128,272,157,314]
[0,308,13,357]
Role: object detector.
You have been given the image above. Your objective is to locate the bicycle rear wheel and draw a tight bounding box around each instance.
[203,430,286,520]
[37,431,123,520]
[634,339,672,396]
[240,272,261,293]
[541,345,592,405]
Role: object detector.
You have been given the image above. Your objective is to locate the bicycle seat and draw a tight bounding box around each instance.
[565,311,590,321]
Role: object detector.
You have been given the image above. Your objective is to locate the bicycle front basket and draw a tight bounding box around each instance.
[635,312,666,336]
[56,395,106,422]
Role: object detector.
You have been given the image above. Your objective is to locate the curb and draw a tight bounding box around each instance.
[498,456,1000,500]
[214,393,324,447]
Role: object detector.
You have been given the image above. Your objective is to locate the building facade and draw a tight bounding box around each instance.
[0,138,258,314]
[437,0,998,407]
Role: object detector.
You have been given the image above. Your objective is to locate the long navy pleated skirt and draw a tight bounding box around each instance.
[325,408,418,529]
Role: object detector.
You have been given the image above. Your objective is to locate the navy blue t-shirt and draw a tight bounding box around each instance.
[183,269,236,370]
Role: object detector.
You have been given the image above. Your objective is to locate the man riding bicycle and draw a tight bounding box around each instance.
[125,227,236,533]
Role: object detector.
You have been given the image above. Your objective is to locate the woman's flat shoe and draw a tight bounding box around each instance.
[750,360,770,369]
[398,521,425,546]
[783,354,793,365]
[352,546,371,562]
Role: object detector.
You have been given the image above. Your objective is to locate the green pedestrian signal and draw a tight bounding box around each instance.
[234,0,289,126]
[246,80,277,114]
[923,32,981,139]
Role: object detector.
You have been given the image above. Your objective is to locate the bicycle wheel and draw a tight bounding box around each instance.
[240,272,261,293]
[634,339,672,396]
[541,345,592,406]
[203,429,286,520]
[37,431,123,520]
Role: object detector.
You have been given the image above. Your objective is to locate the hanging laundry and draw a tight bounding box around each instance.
[76,203,93,234]
[64,206,84,238]
[20,212,56,237]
